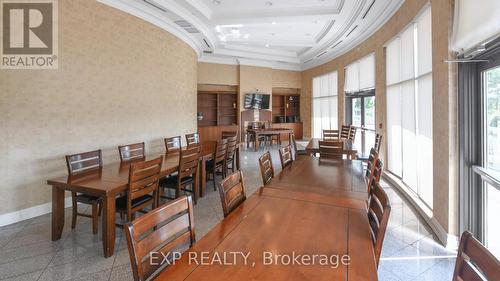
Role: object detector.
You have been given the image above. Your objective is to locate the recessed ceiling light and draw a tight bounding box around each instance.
[213,0,221,5]
[265,44,270,47]
[265,1,273,6]
[271,21,276,25]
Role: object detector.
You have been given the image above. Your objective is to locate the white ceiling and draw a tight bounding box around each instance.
[99,0,404,70]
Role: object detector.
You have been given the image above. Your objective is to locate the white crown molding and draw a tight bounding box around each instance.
[185,0,213,20]
[199,54,302,71]
[98,0,203,56]
[223,44,298,58]
[213,48,301,64]
[302,0,404,70]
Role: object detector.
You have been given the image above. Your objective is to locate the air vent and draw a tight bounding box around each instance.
[362,0,376,19]
[330,40,343,49]
[143,0,167,12]
[316,51,327,58]
[203,39,211,48]
[203,50,213,54]
[346,25,358,38]
[174,20,200,34]
[304,58,313,63]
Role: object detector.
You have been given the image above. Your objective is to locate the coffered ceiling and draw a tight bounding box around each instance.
[99,0,404,70]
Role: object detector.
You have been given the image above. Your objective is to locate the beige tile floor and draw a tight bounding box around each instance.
[0,144,457,281]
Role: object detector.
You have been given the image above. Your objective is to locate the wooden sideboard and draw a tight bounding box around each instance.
[272,122,303,140]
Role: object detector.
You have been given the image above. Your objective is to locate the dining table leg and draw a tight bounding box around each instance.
[51,186,65,241]
[102,194,116,258]
[199,157,207,197]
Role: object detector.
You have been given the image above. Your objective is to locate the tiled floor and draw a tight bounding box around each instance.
[0,144,457,281]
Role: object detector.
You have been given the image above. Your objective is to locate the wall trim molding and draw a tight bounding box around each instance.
[0,197,73,227]
[383,172,459,250]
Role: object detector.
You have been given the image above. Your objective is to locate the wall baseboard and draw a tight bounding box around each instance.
[383,172,459,250]
[0,197,73,227]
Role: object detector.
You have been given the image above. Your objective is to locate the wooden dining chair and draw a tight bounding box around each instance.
[118,142,145,162]
[65,149,103,234]
[365,148,379,188]
[218,170,246,217]
[164,136,181,155]
[318,140,344,160]
[161,146,200,203]
[221,131,237,140]
[348,126,357,142]
[185,132,200,148]
[207,138,228,191]
[258,151,274,185]
[368,181,391,267]
[279,144,293,169]
[323,129,339,140]
[115,156,163,222]
[374,133,383,153]
[290,131,307,159]
[224,135,238,174]
[340,125,351,139]
[124,195,195,281]
[452,231,500,281]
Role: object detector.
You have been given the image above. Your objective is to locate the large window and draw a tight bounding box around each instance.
[386,6,433,208]
[313,71,338,138]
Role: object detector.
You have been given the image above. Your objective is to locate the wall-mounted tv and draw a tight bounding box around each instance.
[243,94,270,109]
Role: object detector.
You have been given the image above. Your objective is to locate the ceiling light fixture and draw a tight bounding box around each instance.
[271,21,276,25]
[265,44,270,47]
[265,1,273,6]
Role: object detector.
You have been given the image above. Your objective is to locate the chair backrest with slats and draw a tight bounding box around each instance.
[365,148,379,180]
[279,145,293,169]
[164,136,181,155]
[368,181,391,267]
[348,126,357,142]
[318,140,344,160]
[225,135,238,161]
[185,132,200,148]
[214,138,228,164]
[323,129,339,140]
[65,149,102,176]
[290,131,299,158]
[128,156,162,203]
[258,151,274,185]
[453,231,500,281]
[341,125,351,139]
[124,196,195,281]
[178,146,199,180]
[218,171,246,217]
[374,134,383,153]
[221,131,237,139]
[119,142,145,162]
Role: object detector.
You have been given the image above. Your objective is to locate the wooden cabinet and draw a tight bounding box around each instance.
[272,123,303,140]
[272,94,300,124]
[197,91,239,141]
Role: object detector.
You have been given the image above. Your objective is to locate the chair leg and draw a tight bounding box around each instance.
[71,192,77,229]
[91,202,98,235]
[212,168,217,191]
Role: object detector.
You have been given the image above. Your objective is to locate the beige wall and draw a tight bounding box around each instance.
[302,0,458,237]
[198,62,239,86]
[0,0,198,215]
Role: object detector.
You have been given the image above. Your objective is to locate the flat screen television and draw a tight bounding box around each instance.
[243,94,270,109]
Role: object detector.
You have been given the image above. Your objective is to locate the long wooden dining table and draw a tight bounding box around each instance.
[47,141,239,258]
[305,138,357,158]
[156,157,377,280]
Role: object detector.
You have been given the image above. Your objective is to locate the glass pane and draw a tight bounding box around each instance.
[364,96,375,130]
[352,98,362,127]
[486,183,500,258]
[313,99,322,138]
[417,74,433,207]
[401,80,418,193]
[329,96,338,130]
[486,66,500,172]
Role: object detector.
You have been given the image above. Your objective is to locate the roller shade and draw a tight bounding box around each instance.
[452,0,500,52]
[344,53,375,93]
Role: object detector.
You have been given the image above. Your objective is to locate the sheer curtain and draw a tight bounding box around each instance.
[344,53,375,93]
[385,6,433,208]
[313,71,338,138]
